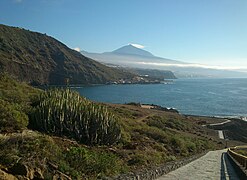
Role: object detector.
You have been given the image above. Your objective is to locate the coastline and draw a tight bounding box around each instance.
[139,103,247,123]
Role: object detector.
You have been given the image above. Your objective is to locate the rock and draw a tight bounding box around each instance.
[0,169,18,180]
[8,163,44,180]
[53,171,72,180]
[8,163,29,176]
[15,176,29,180]
[33,168,44,179]
[48,161,58,170]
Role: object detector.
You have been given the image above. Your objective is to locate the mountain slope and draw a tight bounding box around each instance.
[0,24,133,85]
[82,44,184,68]
[112,44,154,57]
[121,67,177,79]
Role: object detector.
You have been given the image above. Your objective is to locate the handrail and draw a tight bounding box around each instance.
[227,146,247,170]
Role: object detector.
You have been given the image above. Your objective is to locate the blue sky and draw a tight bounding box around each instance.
[1,0,247,68]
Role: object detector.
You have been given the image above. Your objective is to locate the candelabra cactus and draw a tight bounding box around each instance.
[30,89,121,145]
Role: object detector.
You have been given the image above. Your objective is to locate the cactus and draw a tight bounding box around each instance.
[29,89,121,145]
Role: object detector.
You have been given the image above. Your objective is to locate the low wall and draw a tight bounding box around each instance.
[227,146,247,179]
[104,152,207,180]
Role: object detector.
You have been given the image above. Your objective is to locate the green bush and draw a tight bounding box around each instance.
[0,73,41,132]
[0,99,28,132]
[0,73,41,109]
[29,89,121,145]
[0,132,61,167]
[64,147,125,177]
[0,132,125,179]
[147,115,187,131]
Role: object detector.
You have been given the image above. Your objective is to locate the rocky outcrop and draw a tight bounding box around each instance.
[1,163,44,180]
[8,163,29,177]
[0,169,17,180]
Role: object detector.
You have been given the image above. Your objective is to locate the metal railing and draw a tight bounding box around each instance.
[227,146,247,169]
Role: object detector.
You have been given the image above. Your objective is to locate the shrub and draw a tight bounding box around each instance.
[0,132,125,179]
[29,89,121,145]
[0,73,41,132]
[0,132,61,168]
[0,99,28,132]
[64,147,124,177]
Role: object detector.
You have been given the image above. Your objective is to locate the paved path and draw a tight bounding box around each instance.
[208,119,231,126]
[202,119,231,127]
[157,149,239,180]
[202,119,230,139]
[218,130,225,139]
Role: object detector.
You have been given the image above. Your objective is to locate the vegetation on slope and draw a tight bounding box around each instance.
[0,74,126,179]
[30,89,121,145]
[0,74,225,179]
[108,104,220,168]
[234,149,247,156]
[0,73,40,132]
[123,68,177,79]
[0,131,126,179]
[0,24,133,85]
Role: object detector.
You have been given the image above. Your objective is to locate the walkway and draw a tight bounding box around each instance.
[157,149,239,180]
[202,119,231,127]
[218,130,225,139]
[208,120,231,126]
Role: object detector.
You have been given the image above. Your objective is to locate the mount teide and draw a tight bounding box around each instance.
[82,44,183,66]
[112,44,155,57]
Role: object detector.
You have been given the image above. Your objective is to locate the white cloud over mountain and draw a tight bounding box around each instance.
[129,43,145,49]
[136,62,247,72]
[74,47,81,52]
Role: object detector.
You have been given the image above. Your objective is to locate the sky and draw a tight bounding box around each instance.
[1,0,247,69]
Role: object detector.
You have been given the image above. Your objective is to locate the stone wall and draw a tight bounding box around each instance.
[104,152,207,180]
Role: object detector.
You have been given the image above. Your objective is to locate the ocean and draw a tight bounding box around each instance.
[72,78,247,117]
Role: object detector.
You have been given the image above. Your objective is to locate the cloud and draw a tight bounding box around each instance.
[129,43,145,49]
[74,47,81,52]
[135,62,247,71]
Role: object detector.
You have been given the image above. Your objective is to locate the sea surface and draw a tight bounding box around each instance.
[72,78,247,117]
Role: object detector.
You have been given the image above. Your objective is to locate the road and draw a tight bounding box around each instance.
[157,149,240,180]
[208,120,231,126]
[218,130,225,139]
[202,119,231,140]
[202,119,231,127]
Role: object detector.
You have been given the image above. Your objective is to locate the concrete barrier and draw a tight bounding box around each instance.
[227,146,247,179]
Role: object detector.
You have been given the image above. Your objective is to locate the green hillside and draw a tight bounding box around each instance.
[122,67,177,79]
[0,24,133,85]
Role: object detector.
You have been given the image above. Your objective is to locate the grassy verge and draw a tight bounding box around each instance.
[234,149,247,156]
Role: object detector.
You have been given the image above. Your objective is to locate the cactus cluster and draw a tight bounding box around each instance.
[30,89,121,145]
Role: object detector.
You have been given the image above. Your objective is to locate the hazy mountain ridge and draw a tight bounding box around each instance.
[121,67,177,79]
[0,24,134,85]
[82,45,247,78]
[82,45,184,66]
